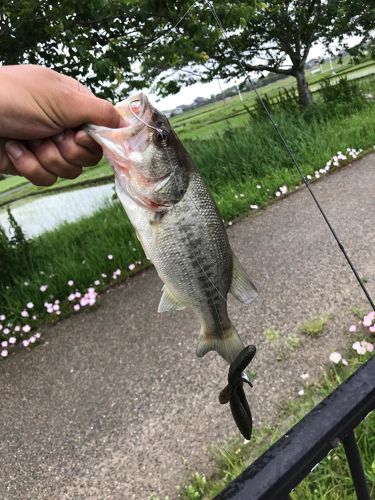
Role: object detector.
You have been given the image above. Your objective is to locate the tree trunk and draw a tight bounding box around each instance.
[294,68,313,108]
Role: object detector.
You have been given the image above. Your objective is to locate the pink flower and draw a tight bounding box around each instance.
[29,336,36,343]
[22,325,31,333]
[0,314,5,321]
[370,325,375,333]
[27,302,34,309]
[22,340,29,347]
[75,292,81,299]
[363,341,374,353]
[101,273,107,278]
[128,263,135,271]
[40,285,48,292]
[1,349,8,358]
[52,304,59,312]
[68,293,76,301]
[73,304,80,312]
[14,326,20,332]
[363,311,375,327]
[280,185,288,195]
[94,280,100,286]
[3,328,10,335]
[1,341,8,348]
[68,280,74,286]
[342,358,349,366]
[107,254,113,260]
[329,352,342,364]
[35,333,41,339]
[80,297,88,307]
[21,310,29,318]
[349,325,356,333]
[352,341,366,355]
[8,337,16,345]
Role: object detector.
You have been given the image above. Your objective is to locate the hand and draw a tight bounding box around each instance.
[0,65,121,186]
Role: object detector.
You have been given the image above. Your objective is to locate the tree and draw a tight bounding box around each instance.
[1,1,373,106]
[0,0,151,100]
[139,0,374,108]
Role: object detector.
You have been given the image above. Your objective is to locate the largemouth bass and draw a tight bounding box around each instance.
[86,93,257,365]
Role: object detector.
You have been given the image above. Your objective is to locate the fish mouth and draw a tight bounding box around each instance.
[84,92,154,161]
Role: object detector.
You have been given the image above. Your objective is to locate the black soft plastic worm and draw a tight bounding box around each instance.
[219,345,256,440]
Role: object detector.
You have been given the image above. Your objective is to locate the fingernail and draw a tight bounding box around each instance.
[5,141,23,159]
[53,132,64,143]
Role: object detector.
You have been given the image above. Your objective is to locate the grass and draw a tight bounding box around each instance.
[174,341,374,500]
[0,201,147,322]
[299,316,329,336]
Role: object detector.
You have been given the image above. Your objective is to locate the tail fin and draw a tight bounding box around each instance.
[196,324,245,365]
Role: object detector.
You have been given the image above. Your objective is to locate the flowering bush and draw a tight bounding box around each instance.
[329,310,375,366]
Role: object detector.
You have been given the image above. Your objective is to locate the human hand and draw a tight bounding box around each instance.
[0,65,121,185]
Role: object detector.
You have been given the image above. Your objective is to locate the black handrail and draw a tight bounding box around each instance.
[215,356,375,499]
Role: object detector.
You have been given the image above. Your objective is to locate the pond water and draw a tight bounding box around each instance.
[0,183,115,239]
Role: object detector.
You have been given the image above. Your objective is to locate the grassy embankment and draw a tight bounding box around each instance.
[0,75,375,338]
[176,326,374,499]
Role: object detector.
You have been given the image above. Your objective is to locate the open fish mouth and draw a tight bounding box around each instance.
[84,93,154,161]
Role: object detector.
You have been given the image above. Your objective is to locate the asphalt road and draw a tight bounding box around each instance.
[1,154,374,499]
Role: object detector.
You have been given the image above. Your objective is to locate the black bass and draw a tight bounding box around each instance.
[86,93,257,365]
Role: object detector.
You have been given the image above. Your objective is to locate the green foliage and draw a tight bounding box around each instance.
[139,0,372,107]
[0,209,31,290]
[0,0,148,99]
[320,76,365,104]
[299,316,329,336]
[1,1,372,103]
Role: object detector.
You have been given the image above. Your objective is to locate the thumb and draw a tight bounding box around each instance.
[62,90,122,129]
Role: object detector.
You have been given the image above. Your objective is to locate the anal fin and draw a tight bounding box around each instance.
[158,285,186,313]
[230,252,258,304]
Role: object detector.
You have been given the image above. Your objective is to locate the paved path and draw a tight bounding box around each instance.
[1,155,374,500]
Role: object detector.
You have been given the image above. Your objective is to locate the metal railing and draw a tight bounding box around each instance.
[215,356,375,500]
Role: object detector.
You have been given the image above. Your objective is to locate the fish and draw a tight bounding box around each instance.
[85,93,258,366]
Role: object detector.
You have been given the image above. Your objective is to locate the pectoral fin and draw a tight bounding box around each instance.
[158,286,186,313]
[230,253,258,304]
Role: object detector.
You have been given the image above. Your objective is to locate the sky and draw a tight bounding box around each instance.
[149,39,360,111]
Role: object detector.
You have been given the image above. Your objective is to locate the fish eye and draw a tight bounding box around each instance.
[155,129,169,143]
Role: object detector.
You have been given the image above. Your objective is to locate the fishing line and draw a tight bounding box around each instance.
[159,126,230,338]
[206,0,375,311]
[139,0,201,58]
